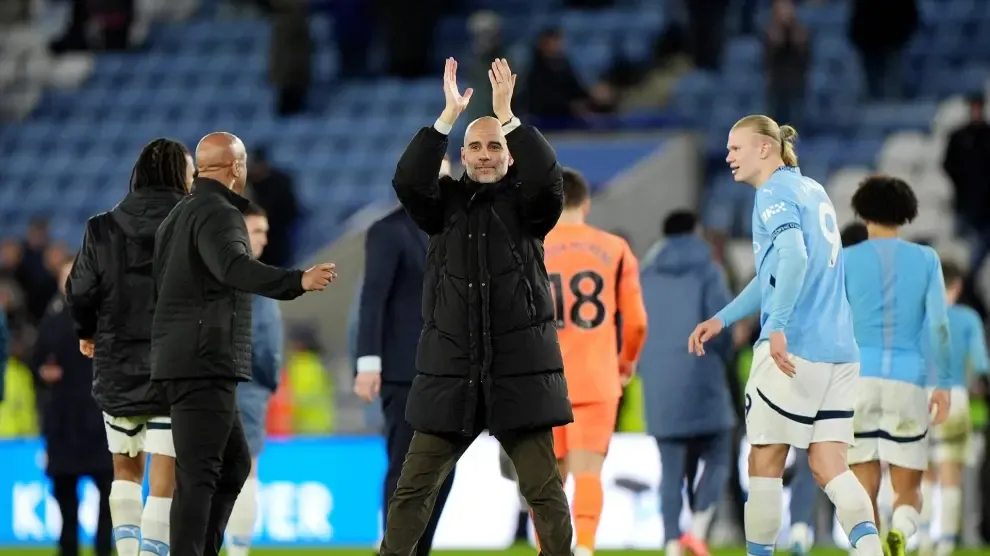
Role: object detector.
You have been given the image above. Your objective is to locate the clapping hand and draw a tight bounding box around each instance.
[488,58,517,123]
[440,58,473,125]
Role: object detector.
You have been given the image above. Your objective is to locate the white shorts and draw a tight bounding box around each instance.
[928,386,972,465]
[848,378,929,470]
[103,414,175,458]
[744,342,857,449]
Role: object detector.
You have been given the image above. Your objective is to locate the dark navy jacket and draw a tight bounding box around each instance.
[251,295,284,392]
[638,234,737,438]
[355,208,428,384]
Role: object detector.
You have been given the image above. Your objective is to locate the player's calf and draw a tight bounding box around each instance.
[567,449,606,554]
[744,444,788,556]
[935,461,963,556]
[110,454,145,556]
[885,465,924,556]
[917,470,935,556]
[809,443,883,556]
[139,453,174,556]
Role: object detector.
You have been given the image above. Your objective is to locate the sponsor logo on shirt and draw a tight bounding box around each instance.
[760,202,787,223]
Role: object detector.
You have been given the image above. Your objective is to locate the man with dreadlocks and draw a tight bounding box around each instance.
[151,132,336,556]
[66,137,194,556]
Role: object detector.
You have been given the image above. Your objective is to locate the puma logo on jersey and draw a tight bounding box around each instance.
[760,202,787,223]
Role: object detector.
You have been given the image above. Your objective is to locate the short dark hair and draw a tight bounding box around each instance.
[662,210,697,237]
[243,202,267,218]
[942,258,965,285]
[130,138,191,194]
[561,168,590,209]
[851,175,918,227]
[840,222,868,247]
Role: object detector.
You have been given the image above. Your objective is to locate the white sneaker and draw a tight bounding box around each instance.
[664,540,682,556]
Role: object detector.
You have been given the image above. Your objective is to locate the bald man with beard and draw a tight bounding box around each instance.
[150,133,336,556]
[379,58,574,556]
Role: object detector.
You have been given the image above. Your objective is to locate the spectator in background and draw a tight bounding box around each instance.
[841,222,869,248]
[32,259,113,556]
[523,27,614,127]
[684,0,731,71]
[282,325,335,434]
[0,238,21,283]
[378,0,443,78]
[466,11,506,122]
[51,0,135,52]
[18,218,58,323]
[0,281,32,363]
[269,0,312,115]
[763,0,810,129]
[943,96,990,273]
[325,0,372,78]
[0,240,33,360]
[638,211,735,556]
[247,148,301,267]
[353,156,456,556]
[849,0,918,100]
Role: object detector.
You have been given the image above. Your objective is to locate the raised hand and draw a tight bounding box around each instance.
[488,58,517,122]
[441,57,473,123]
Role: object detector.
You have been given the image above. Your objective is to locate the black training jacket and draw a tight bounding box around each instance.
[394,123,574,436]
[66,187,184,418]
[150,178,305,383]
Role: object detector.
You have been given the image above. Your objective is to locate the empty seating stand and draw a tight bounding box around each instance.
[0,0,662,256]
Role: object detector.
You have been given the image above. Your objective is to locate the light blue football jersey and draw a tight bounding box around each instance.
[939,304,989,388]
[750,167,858,363]
[844,238,949,387]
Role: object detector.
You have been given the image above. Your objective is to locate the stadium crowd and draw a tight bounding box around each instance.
[3,0,990,555]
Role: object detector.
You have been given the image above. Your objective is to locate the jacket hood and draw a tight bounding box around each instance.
[644,234,714,275]
[110,188,185,240]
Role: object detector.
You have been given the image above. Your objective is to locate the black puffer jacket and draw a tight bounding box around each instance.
[394,123,573,436]
[66,188,184,417]
[151,178,305,383]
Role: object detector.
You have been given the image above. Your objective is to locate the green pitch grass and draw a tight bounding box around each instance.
[3,548,988,556]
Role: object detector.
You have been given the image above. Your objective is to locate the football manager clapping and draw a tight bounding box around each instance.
[378,58,574,556]
[151,132,336,556]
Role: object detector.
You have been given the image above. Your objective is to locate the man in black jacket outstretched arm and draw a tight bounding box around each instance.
[151,132,336,556]
[379,57,574,556]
